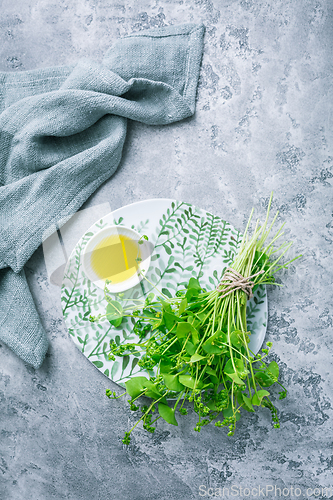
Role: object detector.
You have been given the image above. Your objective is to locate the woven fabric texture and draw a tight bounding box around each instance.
[0,23,204,368]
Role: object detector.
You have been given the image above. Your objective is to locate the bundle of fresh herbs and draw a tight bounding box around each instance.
[97,194,300,444]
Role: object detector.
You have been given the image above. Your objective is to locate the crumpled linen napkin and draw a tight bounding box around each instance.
[0,23,205,368]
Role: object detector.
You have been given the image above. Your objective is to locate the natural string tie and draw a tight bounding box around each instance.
[216,268,265,299]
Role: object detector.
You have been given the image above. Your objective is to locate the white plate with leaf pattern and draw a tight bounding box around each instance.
[61,199,267,387]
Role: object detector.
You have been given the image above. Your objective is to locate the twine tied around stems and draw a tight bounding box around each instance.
[216,268,265,299]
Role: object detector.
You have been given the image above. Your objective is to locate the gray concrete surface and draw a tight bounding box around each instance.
[1,1,332,499]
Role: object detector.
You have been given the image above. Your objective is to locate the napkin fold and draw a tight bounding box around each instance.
[0,23,205,368]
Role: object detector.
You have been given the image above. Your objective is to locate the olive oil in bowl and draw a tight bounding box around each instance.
[90,234,141,284]
[82,225,151,292]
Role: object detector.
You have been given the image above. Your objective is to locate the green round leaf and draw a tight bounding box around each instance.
[125,376,148,399]
[254,371,275,387]
[202,341,223,355]
[106,301,123,325]
[252,390,270,406]
[224,358,245,375]
[176,322,192,338]
[190,353,206,363]
[142,379,163,399]
[185,341,195,356]
[268,361,279,379]
[178,298,187,316]
[162,374,184,392]
[160,360,175,374]
[230,330,244,348]
[179,374,203,390]
[225,372,245,386]
[242,394,254,412]
[158,403,178,426]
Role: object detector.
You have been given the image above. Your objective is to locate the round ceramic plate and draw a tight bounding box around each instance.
[61,199,267,387]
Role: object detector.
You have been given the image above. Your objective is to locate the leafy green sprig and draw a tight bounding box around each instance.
[105,194,299,444]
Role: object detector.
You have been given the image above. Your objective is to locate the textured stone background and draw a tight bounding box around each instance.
[1,1,332,499]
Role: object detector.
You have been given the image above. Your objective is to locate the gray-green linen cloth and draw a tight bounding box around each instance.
[0,23,204,369]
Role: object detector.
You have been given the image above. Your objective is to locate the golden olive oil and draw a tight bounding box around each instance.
[90,234,141,284]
